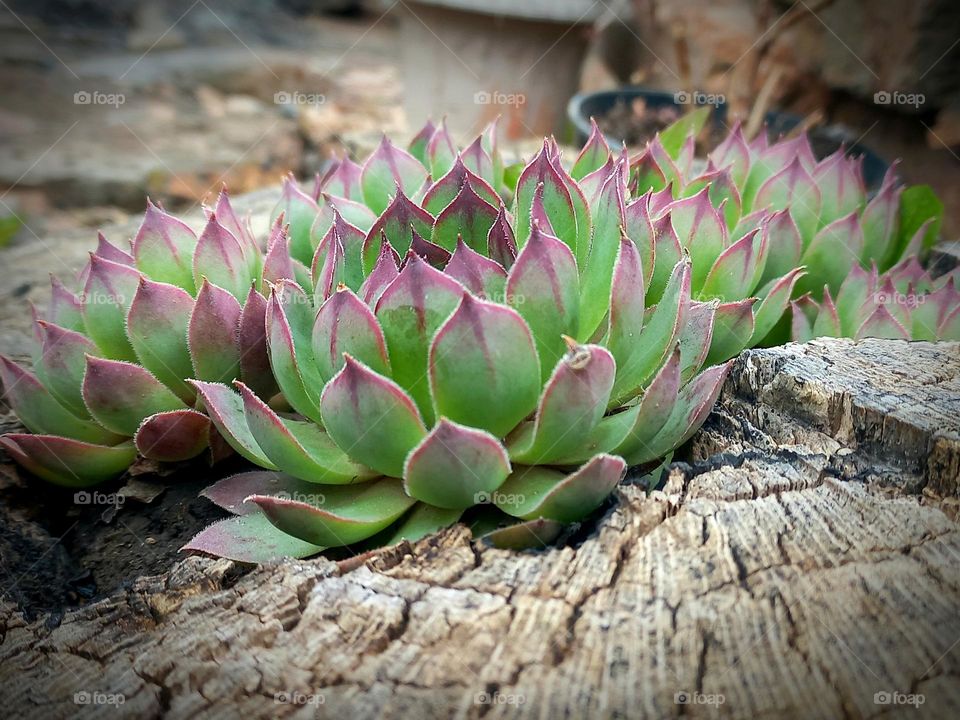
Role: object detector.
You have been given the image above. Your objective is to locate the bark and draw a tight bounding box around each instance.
[1,337,959,719]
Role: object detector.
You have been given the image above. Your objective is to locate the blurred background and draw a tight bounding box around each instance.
[0,0,958,248]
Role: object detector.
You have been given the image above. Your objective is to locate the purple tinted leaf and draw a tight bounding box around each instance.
[0,434,135,487]
[135,409,210,461]
[126,276,195,402]
[83,356,186,436]
[312,286,390,383]
[237,286,277,400]
[403,418,511,509]
[132,200,197,291]
[361,136,429,215]
[189,279,242,383]
[444,237,507,299]
[319,355,426,478]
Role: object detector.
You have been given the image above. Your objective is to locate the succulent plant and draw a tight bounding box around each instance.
[184,117,815,562]
[0,191,280,486]
[791,257,960,342]
[621,109,951,341]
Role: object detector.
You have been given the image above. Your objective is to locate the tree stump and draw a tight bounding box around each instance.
[1,337,958,718]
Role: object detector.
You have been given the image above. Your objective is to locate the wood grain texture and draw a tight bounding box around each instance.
[1,338,959,719]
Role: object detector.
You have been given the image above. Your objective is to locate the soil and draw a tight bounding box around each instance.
[0,451,246,620]
[596,97,727,154]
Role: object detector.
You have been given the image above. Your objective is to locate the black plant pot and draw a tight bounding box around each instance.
[568,87,889,193]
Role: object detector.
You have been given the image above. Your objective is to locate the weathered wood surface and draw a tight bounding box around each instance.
[1,338,959,719]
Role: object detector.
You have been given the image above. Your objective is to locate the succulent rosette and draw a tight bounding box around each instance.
[624,108,954,341]
[185,118,808,561]
[0,191,281,486]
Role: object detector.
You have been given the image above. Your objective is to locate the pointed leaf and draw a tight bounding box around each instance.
[403,418,510,509]
[610,259,690,405]
[427,121,458,180]
[361,136,429,215]
[265,281,323,422]
[429,294,540,438]
[754,156,822,246]
[270,177,321,266]
[487,204,518,269]
[572,118,611,180]
[132,201,197,291]
[664,187,728,293]
[319,157,364,201]
[408,119,436,166]
[320,355,427,478]
[48,276,85,332]
[184,513,324,562]
[312,286,390,383]
[422,155,500,216]
[0,356,118,443]
[444,237,507,300]
[237,286,277,400]
[797,212,864,298]
[855,305,910,340]
[579,166,627,340]
[625,362,731,465]
[757,209,803,286]
[248,478,416,548]
[189,279,242,383]
[375,254,464,424]
[514,145,577,254]
[0,435,136,487]
[708,121,751,187]
[605,235,645,371]
[190,380,276,468]
[507,342,615,464]
[705,299,756,366]
[193,214,250,301]
[360,241,400,306]
[82,355,186,436]
[505,223,579,380]
[34,321,99,418]
[135,409,210,461]
[362,188,435,271]
[81,255,141,360]
[236,381,371,484]
[126,276,195,402]
[494,454,625,522]
[700,228,766,301]
[813,150,865,225]
[431,180,499,252]
[751,267,806,344]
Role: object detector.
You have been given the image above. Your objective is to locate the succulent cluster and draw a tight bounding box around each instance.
[1,111,956,562]
[615,109,954,338]
[0,192,278,486]
[185,117,818,560]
